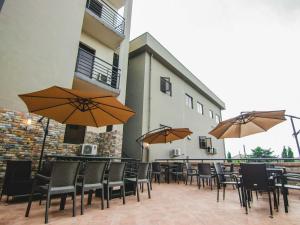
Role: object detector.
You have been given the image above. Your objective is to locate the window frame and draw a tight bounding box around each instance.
[209,110,214,119]
[196,102,204,115]
[160,77,172,96]
[185,94,193,109]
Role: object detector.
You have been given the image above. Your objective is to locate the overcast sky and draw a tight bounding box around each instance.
[129,0,300,157]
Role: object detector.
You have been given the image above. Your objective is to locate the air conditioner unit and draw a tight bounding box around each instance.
[170,148,181,158]
[81,144,97,155]
[207,147,216,155]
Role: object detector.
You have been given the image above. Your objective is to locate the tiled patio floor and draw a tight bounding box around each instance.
[0,182,299,225]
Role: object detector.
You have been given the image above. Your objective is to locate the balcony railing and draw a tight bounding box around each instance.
[75,48,120,90]
[86,0,125,35]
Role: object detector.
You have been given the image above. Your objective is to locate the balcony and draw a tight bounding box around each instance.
[82,0,125,49]
[73,47,120,95]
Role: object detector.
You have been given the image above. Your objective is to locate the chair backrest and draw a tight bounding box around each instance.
[137,163,149,180]
[174,163,184,172]
[83,161,107,185]
[240,163,269,190]
[214,162,226,183]
[198,163,211,176]
[151,162,161,172]
[185,162,193,170]
[107,162,126,182]
[50,161,80,188]
[4,160,32,182]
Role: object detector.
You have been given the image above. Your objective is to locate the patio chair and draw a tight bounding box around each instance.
[277,172,300,213]
[151,162,163,184]
[76,161,107,215]
[103,162,126,208]
[184,162,198,185]
[126,162,151,202]
[170,163,185,184]
[240,163,278,218]
[0,160,33,203]
[197,163,215,190]
[25,161,81,224]
[214,162,241,205]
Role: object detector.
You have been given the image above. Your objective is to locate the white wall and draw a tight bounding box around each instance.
[0,0,86,111]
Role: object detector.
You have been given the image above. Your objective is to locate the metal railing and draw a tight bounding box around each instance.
[86,0,125,35]
[75,48,120,89]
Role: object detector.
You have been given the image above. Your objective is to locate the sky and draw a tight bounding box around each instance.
[128,0,300,157]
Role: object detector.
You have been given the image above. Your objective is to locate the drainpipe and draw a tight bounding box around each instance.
[147,53,153,132]
[145,53,153,162]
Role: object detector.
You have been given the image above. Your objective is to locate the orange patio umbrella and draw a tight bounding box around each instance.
[141,127,193,144]
[19,86,135,170]
[209,110,286,139]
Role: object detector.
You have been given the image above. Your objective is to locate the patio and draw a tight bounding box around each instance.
[0,182,299,225]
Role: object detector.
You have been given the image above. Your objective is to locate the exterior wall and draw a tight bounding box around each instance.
[0,0,85,112]
[123,53,147,158]
[124,50,226,161]
[80,32,115,65]
[146,54,225,161]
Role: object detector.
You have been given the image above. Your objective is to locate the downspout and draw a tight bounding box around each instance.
[147,53,153,132]
[145,53,153,162]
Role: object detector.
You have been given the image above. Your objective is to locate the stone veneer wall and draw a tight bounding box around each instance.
[0,107,123,188]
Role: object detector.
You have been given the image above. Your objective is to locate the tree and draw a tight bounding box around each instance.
[287,147,294,162]
[281,146,288,159]
[250,146,275,158]
[227,152,232,162]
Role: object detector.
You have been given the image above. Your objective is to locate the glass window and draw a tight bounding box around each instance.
[197,102,203,114]
[209,110,214,119]
[185,94,193,109]
[160,77,172,96]
[64,124,86,144]
[215,115,220,123]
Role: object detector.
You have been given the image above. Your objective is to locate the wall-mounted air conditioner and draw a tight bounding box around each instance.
[81,144,98,155]
[207,147,216,155]
[170,148,181,158]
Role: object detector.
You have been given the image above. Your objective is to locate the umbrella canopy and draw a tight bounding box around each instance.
[19,86,135,127]
[141,127,193,144]
[209,110,286,139]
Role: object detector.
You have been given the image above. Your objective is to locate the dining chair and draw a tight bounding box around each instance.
[103,162,126,208]
[240,163,278,218]
[25,161,81,224]
[184,162,198,185]
[126,162,151,202]
[197,163,215,190]
[77,161,107,215]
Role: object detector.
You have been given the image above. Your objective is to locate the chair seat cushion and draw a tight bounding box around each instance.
[39,185,75,194]
[77,183,103,190]
[103,180,124,187]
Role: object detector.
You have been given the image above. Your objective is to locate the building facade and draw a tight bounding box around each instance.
[0,0,133,176]
[123,33,226,161]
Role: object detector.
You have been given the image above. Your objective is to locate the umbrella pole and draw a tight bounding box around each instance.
[37,118,50,172]
[288,116,300,157]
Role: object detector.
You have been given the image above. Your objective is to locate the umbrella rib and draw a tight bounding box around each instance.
[30,101,75,113]
[250,120,268,131]
[170,131,186,140]
[216,124,233,139]
[56,86,83,99]
[89,110,99,127]
[90,103,126,124]
[19,95,71,100]
[62,107,78,124]
[93,101,135,113]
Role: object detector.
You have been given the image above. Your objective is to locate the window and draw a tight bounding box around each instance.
[199,136,212,149]
[160,77,172,96]
[215,115,221,123]
[185,94,193,109]
[197,102,203,114]
[209,110,214,119]
[64,125,86,144]
[106,125,113,132]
